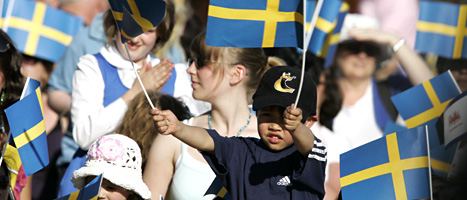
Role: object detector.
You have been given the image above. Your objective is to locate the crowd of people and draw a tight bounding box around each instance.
[0,0,465,199]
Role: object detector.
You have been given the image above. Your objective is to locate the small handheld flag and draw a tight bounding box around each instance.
[108,0,166,43]
[415,0,467,59]
[204,177,231,200]
[340,126,431,200]
[4,78,49,176]
[1,0,83,62]
[391,71,462,129]
[206,0,304,48]
[55,173,103,200]
[307,0,343,55]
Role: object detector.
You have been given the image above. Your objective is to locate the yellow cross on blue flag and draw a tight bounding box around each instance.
[108,0,166,43]
[307,0,344,55]
[55,173,103,200]
[415,0,467,59]
[391,71,462,129]
[340,126,431,200]
[4,78,49,176]
[204,177,231,200]
[206,0,304,48]
[1,0,83,62]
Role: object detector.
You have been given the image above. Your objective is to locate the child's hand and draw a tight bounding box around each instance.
[137,58,174,92]
[283,104,302,133]
[150,109,178,135]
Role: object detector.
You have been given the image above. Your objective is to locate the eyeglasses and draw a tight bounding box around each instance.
[188,58,238,70]
[340,42,380,58]
[0,34,10,53]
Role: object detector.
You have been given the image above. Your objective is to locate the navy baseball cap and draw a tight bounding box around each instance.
[252,66,317,121]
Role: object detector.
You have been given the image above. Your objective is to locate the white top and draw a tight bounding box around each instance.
[71,45,210,150]
[167,118,216,200]
[332,82,383,159]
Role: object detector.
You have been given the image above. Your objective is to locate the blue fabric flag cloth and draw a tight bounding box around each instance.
[204,177,231,200]
[5,78,49,176]
[340,126,431,200]
[415,0,467,59]
[307,0,343,54]
[55,173,103,200]
[391,71,461,129]
[108,0,166,43]
[206,0,304,48]
[1,0,83,62]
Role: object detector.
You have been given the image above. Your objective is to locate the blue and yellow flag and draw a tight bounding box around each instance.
[55,173,103,200]
[340,126,431,200]
[204,177,231,200]
[206,0,304,48]
[319,2,348,68]
[307,0,343,55]
[1,0,83,62]
[108,0,166,43]
[415,0,467,59]
[391,71,461,129]
[4,78,49,176]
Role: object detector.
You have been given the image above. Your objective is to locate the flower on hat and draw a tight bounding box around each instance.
[88,136,125,162]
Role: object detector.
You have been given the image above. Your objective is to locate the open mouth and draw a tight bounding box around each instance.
[267,133,282,144]
[126,41,140,50]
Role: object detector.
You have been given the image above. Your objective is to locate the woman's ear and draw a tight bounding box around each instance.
[304,115,318,128]
[230,64,247,85]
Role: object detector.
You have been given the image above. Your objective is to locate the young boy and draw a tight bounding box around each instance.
[151,66,326,199]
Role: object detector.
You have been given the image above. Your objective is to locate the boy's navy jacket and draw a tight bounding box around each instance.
[202,129,326,200]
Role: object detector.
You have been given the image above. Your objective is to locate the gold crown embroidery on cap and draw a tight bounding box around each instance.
[274,72,296,93]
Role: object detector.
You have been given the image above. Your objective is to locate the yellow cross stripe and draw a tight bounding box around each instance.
[25,3,47,55]
[121,29,134,40]
[454,5,467,58]
[340,134,429,200]
[68,190,80,200]
[404,82,452,128]
[431,158,451,173]
[417,21,463,36]
[112,11,123,21]
[217,187,228,197]
[36,87,44,116]
[14,119,45,148]
[315,17,336,33]
[340,2,349,12]
[127,0,154,32]
[0,17,74,51]
[89,194,98,200]
[208,0,303,47]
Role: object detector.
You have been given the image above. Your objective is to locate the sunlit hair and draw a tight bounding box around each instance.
[189,31,286,95]
[103,0,175,54]
[114,91,191,171]
[0,30,24,110]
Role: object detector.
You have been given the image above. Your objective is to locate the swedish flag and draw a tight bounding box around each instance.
[5,78,49,176]
[319,2,349,68]
[204,177,231,200]
[307,0,344,55]
[108,0,166,43]
[305,0,317,32]
[340,126,431,200]
[415,0,467,59]
[391,71,461,129]
[55,174,103,200]
[1,0,83,62]
[206,0,303,48]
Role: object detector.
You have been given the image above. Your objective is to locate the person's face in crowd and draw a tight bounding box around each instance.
[97,178,132,200]
[186,56,233,102]
[451,67,467,92]
[257,106,294,151]
[116,27,157,65]
[20,55,50,87]
[337,44,377,80]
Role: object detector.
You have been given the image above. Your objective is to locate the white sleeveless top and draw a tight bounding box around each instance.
[166,119,216,200]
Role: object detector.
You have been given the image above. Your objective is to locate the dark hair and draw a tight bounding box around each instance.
[115,91,191,171]
[103,0,175,54]
[436,56,467,73]
[0,30,24,110]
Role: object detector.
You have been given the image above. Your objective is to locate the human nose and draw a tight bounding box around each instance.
[97,188,108,199]
[186,60,196,75]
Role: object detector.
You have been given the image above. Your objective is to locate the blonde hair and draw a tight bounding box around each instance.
[114,91,191,170]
